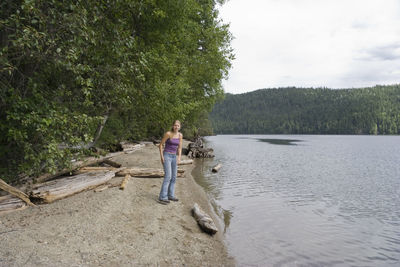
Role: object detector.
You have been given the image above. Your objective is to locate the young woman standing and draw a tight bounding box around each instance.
[158,120,183,204]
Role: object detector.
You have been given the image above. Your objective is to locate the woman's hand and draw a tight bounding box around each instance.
[177,156,181,165]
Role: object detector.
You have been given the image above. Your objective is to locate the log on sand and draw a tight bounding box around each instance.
[94,184,110,192]
[192,203,218,235]
[35,152,124,183]
[178,159,193,165]
[30,171,115,203]
[116,168,184,178]
[103,159,122,168]
[0,195,28,215]
[119,174,131,190]
[0,178,35,206]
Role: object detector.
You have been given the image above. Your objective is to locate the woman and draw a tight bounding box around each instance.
[158,120,183,204]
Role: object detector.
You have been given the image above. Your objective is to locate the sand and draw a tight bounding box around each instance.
[0,142,235,266]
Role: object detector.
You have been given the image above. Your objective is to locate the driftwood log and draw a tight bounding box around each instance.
[121,143,145,154]
[116,168,184,178]
[30,171,116,203]
[103,159,122,168]
[0,178,35,206]
[94,184,110,192]
[35,152,124,184]
[212,164,222,173]
[0,194,28,215]
[192,203,218,235]
[119,174,131,190]
[178,159,193,165]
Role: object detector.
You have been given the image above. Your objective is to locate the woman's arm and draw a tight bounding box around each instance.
[159,132,170,164]
[177,133,183,164]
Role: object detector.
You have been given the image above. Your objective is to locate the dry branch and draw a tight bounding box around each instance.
[119,174,131,190]
[0,178,35,206]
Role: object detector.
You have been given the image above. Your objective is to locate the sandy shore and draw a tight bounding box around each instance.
[0,142,234,266]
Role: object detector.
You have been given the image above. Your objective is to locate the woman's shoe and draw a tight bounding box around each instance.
[158,199,170,205]
[168,196,179,202]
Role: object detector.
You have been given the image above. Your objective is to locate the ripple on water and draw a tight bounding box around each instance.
[196,135,400,266]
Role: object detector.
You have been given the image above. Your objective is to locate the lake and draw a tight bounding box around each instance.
[192,135,400,267]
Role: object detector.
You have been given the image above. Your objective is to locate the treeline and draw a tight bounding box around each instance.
[210,85,400,135]
[0,0,233,182]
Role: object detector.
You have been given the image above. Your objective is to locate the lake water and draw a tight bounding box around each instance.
[192,135,400,267]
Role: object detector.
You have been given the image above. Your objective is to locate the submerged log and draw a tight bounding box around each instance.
[119,174,131,190]
[30,171,115,203]
[0,195,28,215]
[212,164,222,173]
[116,168,184,178]
[0,178,35,206]
[192,203,218,235]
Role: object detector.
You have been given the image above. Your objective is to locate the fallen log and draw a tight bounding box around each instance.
[212,163,222,173]
[103,159,122,168]
[119,174,131,190]
[0,178,35,206]
[94,184,110,192]
[192,203,218,235]
[122,143,146,153]
[30,171,115,203]
[178,159,193,165]
[116,168,184,178]
[0,195,28,215]
[35,152,124,184]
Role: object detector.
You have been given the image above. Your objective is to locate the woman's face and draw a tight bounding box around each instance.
[173,122,181,131]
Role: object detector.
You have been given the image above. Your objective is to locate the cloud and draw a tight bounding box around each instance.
[218,0,400,93]
[359,44,400,61]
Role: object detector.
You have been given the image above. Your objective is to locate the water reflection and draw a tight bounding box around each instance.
[257,138,302,145]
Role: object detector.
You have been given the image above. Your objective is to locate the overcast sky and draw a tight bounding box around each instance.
[218,0,400,94]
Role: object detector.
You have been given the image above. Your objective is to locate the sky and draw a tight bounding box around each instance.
[218,0,400,94]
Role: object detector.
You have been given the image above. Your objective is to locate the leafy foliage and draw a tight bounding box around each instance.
[210,86,400,135]
[0,0,233,182]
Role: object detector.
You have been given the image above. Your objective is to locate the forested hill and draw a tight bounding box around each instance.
[210,85,400,135]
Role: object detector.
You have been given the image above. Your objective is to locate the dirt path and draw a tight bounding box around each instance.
[0,143,234,266]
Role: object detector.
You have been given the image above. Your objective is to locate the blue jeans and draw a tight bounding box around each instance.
[159,152,177,200]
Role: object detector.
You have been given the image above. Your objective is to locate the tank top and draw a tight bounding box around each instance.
[164,137,180,153]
